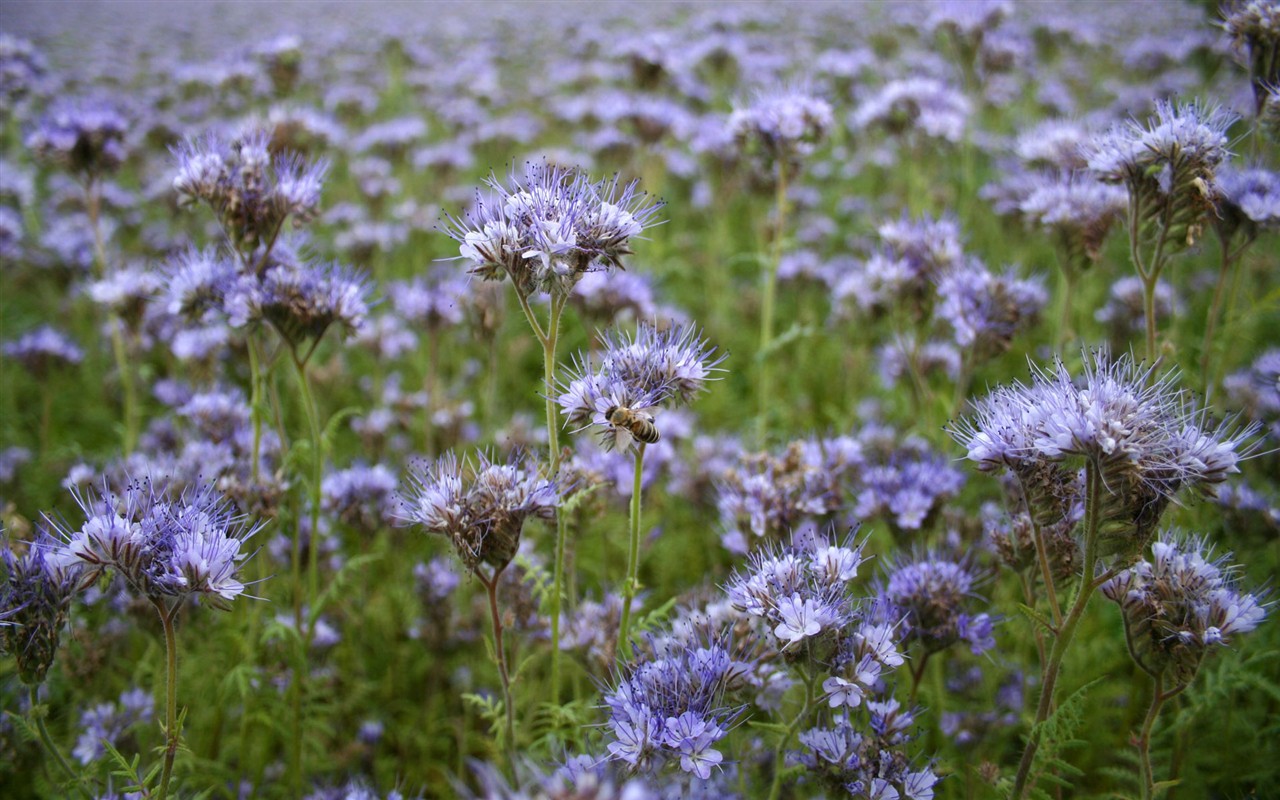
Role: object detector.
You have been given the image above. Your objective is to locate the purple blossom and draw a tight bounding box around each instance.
[397,451,557,573]
[444,161,663,297]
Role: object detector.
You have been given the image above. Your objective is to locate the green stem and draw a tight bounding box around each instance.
[1012,460,1109,800]
[85,179,139,454]
[767,664,815,800]
[1015,474,1063,630]
[617,443,647,659]
[1200,234,1252,394]
[1055,258,1077,352]
[152,600,180,800]
[907,650,932,707]
[756,163,789,444]
[289,351,324,621]
[483,564,517,778]
[1137,674,1168,800]
[248,336,264,485]
[29,686,91,799]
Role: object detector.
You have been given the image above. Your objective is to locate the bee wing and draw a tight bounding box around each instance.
[633,407,658,423]
[613,425,635,451]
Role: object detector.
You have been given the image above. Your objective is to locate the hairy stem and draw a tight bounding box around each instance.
[767,663,816,800]
[483,564,517,778]
[151,600,180,800]
[1012,460,1107,799]
[756,163,789,443]
[29,686,92,799]
[617,443,647,659]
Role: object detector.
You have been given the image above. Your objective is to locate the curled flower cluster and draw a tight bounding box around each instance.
[557,322,724,452]
[1084,99,1236,251]
[1,533,80,685]
[1102,532,1268,686]
[951,349,1258,561]
[798,700,939,800]
[1223,0,1280,114]
[445,162,664,298]
[877,551,996,657]
[603,637,745,780]
[173,129,329,257]
[48,477,262,609]
[396,451,557,573]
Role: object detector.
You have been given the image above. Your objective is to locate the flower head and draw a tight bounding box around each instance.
[1102,531,1269,686]
[173,129,329,257]
[397,451,556,573]
[1,532,81,684]
[26,98,129,179]
[47,476,262,609]
[558,322,724,452]
[444,162,663,298]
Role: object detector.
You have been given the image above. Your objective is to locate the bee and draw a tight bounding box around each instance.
[604,404,660,450]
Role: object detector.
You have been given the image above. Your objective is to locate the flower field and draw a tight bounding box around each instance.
[2,2,1278,798]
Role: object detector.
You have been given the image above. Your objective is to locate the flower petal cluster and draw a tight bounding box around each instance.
[798,701,939,799]
[725,530,867,655]
[1102,531,1268,686]
[397,451,557,573]
[173,129,329,257]
[445,162,663,298]
[2,325,84,375]
[558,322,724,452]
[951,349,1258,560]
[877,551,995,656]
[47,477,261,609]
[1083,99,1235,250]
[602,637,743,781]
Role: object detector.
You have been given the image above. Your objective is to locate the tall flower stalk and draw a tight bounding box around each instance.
[1083,100,1236,363]
[46,478,262,800]
[1201,165,1280,390]
[445,162,662,687]
[27,99,138,453]
[397,451,557,774]
[728,88,832,441]
[1101,533,1268,800]
[557,322,724,656]
[949,350,1257,798]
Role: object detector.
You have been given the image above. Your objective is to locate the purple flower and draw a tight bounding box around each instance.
[558,322,724,452]
[397,450,557,572]
[173,129,329,258]
[47,476,262,609]
[2,325,84,375]
[444,161,663,297]
[26,97,129,178]
[602,637,741,779]
[1,533,80,684]
[72,687,154,764]
[1102,531,1269,685]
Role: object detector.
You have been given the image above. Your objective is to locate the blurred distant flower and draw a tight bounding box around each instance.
[877,551,995,656]
[26,98,129,180]
[3,325,84,376]
[852,77,970,144]
[729,86,833,177]
[1223,0,1280,115]
[72,687,153,764]
[934,262,1046,360]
